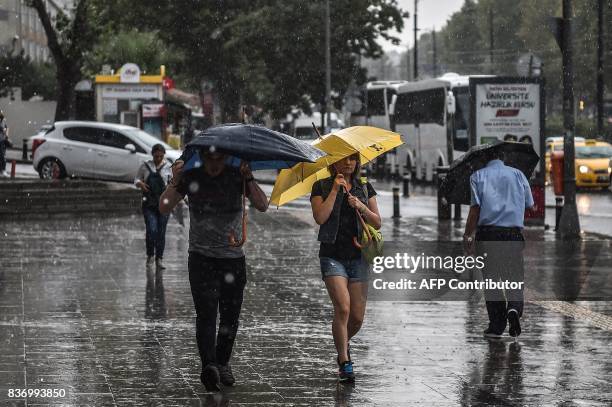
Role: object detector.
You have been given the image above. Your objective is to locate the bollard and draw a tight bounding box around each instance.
[453,204,462,220]
[392,187,401,218]
[22,139,28,161]
[402,173,410,197]
[554,197,564,231]
[436,166,451,220]
[10,160,16,179]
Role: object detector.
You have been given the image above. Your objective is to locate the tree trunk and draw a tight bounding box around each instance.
[54,64,80,121]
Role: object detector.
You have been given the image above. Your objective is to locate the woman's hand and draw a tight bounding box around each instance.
[348,195,366,213]
[332,174,348,192]
[138,181,150,192]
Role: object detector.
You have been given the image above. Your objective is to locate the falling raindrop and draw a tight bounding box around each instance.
[209,145,216,153]
[225,273,235,284]
[189,181,199,193]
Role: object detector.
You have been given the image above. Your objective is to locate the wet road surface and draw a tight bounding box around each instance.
[1,203,611,406]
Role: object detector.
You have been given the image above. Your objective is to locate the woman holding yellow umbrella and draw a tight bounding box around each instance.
[271,126,402,382]
[311,153,380,382]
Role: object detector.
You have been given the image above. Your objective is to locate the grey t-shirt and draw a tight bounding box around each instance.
[176,166,245,258]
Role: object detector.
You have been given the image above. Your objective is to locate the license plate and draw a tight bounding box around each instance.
[597,176,609,183]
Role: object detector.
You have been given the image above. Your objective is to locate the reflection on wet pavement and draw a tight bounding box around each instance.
[0,209,611,406]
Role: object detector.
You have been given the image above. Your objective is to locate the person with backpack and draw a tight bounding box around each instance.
[135,144,173,269]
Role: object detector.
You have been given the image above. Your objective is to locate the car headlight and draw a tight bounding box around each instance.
[608,167,611,174]
[578,165,589,174]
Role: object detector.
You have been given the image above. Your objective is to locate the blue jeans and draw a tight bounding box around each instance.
[143,207,169,258]
[320,257,369,283]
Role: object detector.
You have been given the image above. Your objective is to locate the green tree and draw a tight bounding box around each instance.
[111,0,406,120]
[440,0,485,74]
[29,0,103,120]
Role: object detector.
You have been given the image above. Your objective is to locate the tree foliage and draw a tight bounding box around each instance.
[110,0,407,120]
[29,0,104,120]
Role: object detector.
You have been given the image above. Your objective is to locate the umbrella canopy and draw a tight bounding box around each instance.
[183,123,326,171]
[440,141,540,205]
[270,126,403,206]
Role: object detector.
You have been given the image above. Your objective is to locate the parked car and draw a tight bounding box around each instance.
[32,121,181,182]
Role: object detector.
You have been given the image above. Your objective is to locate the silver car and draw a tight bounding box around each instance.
[32,121,181,182]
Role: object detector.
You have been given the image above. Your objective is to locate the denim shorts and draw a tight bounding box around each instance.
[319,257,369,283]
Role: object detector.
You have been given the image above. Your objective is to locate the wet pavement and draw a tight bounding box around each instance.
[1,200,612,406]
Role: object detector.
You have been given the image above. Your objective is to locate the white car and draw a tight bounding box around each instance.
[32,121,181,182]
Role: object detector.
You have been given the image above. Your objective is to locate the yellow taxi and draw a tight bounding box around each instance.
[545,136,585,183]
[575,140,612,188]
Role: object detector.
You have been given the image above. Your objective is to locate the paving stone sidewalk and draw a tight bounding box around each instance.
[0,207,611,406]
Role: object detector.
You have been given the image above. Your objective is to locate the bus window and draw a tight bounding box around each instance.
[452,87,470,152]
[367,89,387,116]
[395,88,445,126]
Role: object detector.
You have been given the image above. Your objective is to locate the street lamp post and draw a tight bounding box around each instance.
[558,0,581,239]
[325,0,331,132]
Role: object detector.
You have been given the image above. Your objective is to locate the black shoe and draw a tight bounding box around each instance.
[507,309,522,337]
[200,364,221,392]
[338,361,355,383]
[483,328,503,339]
[218,364,235,386]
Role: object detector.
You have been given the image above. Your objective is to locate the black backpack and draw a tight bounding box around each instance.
[143,162,167,209]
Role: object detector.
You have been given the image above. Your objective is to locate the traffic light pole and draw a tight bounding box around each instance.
[558,0,581,240]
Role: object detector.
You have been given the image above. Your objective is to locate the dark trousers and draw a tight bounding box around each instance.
[188,252,247,366]
[0,141,6,172]
[143,206,169,258]
[476,226,525,333]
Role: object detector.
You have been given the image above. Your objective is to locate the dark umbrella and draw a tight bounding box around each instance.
[440,141,540,205]
[182,123,326,171]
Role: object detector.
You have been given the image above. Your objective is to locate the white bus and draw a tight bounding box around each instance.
[348,81,409,128]
[390,73,491,181]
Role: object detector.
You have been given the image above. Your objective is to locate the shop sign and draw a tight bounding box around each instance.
[142,104,164,118]
[100,84,160,99]
[119,63,141,83]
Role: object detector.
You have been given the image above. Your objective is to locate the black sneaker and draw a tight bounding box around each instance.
[483,328,503,339]
[507,309,522,337]
[200,364,221,392]
[218,364,235,386]
[338,361,355,383]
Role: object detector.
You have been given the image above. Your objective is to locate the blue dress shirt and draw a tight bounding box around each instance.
[470,159,534,228]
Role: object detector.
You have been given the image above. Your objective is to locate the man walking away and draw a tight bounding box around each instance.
[463,149,534,339]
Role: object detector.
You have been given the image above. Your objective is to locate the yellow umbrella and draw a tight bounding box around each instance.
[270,126,403,206]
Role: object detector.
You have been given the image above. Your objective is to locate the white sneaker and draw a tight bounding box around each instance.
[155,257,166,270]
[146,256,154,267]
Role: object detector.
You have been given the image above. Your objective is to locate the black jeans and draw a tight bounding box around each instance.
[0,141,6,172]
[188,252,247,367]
[476,226,525,333]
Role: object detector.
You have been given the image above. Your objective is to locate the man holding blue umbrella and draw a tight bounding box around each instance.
[159,124,325,391]
[160,150,268,391]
